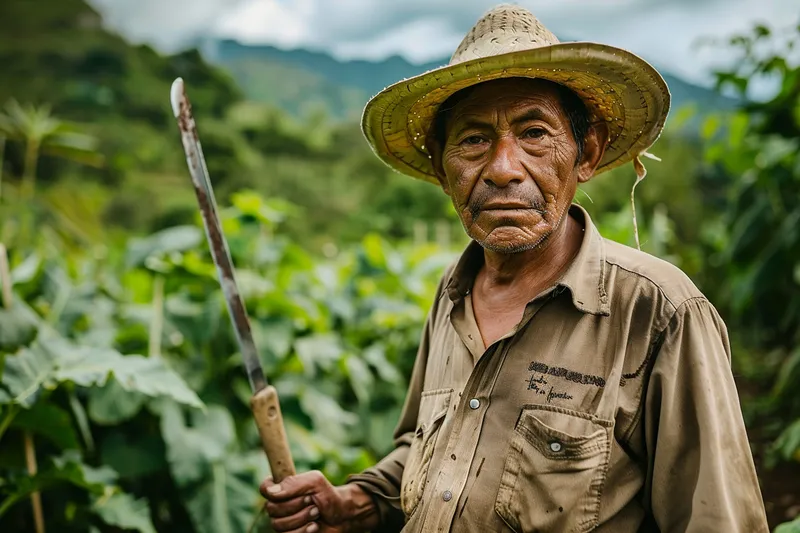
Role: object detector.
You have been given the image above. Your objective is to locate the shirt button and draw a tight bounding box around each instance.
[549,441,563,453]
[442,490,453,502]
[469,398,480,410]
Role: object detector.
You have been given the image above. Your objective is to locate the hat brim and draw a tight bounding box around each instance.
[361,42,671,186]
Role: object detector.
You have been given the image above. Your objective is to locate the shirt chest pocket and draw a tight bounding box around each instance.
[495,406,612,533]
[401,388,453,518]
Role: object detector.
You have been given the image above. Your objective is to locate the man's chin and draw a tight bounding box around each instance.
[473,227,551,254]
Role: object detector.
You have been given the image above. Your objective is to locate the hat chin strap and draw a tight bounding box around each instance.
[630,151,662,251]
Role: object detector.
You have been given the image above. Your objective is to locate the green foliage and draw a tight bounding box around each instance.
[0,191,456,531]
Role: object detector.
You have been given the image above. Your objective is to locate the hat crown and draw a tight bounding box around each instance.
[450,4,560,65]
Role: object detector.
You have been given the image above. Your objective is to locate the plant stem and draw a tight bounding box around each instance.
[0,493,25,519]
[24,432,45,533]
[0,242,11,308]
[0,405,20,442]
[148,274,165,357]
[68,391,94,453]
[0,136,6,203]
[23,138,40,200]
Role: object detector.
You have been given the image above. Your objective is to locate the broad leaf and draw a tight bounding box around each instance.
[12,403,80,449]
[160,402,235,487]
[92,492,156,533]
[160,403,264,533]
[776,516,800,533]
[0,450,119,519]
[299,387,357,443]
[0,341,57,406]
[343,354,373,406]
[100,432,167,480]
[185,461,262,533]
[294,333,344,377]
[88,377,146,425]
[125,226,203,269]
[1,337,203,410]
[0,306,39,354]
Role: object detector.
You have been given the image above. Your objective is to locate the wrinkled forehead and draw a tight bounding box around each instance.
[434,78,570,135]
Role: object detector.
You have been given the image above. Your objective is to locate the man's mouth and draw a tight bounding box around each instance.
[481,200,533,210]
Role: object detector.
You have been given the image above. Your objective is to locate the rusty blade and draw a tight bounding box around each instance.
[170,77,267,394]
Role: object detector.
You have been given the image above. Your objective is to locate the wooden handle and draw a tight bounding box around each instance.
[250,385,296,483]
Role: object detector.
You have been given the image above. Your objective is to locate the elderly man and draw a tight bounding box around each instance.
[260,5,769,532]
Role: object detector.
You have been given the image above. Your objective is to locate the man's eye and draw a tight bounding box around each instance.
[524,128,546,139]
[462,135,486,145]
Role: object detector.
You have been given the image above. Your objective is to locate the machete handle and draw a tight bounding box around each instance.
[250,385,296,483]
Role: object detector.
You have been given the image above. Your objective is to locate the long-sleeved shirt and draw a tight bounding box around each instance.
[347,204,769,533]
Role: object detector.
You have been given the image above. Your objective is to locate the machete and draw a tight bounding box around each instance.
[170,77,296,482]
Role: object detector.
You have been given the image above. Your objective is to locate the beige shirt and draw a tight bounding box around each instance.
[348,205,769,533]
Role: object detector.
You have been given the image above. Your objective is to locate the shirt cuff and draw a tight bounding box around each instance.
[345,473,405,532]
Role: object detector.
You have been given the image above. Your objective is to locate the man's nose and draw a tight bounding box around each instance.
[482,136,527,187]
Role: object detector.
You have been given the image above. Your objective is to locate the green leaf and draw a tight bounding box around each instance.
[0,306,39,354]
[160,402,264,533]
[185,461,262,533]
[51,450,119,489]
[362,234,386,268]
[92,492,156,533]
[299,387,357,443]
[1,337,203,410]
[343,354,373,406]
[12,403,80,449]
[294,333,344,377]
[363,343,403,386]
[100,432,167,480]
[88,377,146,425]
[775,515,800,533]
[772,418,800,462]
[10,253,42,285]
[0,341,57,407]
[53,341,203,409]
[160,402,236,487]
[125,226,203,269]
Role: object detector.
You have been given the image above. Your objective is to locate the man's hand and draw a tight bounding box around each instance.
[260,471,379,533]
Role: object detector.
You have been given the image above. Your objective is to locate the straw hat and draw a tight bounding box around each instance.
[361,4,670,186]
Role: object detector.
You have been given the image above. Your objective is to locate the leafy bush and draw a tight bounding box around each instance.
[0,191,457,532]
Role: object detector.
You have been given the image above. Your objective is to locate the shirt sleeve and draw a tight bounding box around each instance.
[345,275,446,531]
[643,297,769,532]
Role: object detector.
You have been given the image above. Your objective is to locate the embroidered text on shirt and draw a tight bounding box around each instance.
[527,361,606,388]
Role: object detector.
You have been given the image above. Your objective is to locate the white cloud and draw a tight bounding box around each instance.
[87,0,799,87]
[216,0,313,48]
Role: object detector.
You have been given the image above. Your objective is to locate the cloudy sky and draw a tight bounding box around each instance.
[88,0,798,87]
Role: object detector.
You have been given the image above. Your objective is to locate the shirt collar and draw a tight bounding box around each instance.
[444,203,609,316]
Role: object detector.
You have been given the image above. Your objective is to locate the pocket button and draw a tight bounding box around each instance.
[442,490,453,502]
[549,440,563,453]
[469,398,480,409]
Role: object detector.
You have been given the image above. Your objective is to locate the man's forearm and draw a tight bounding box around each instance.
[336,484,381,532]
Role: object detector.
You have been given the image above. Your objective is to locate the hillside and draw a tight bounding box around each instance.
[204,38,738,123]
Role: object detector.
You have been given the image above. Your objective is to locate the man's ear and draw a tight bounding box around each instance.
[576,122,610,184]
[426,135,450,194]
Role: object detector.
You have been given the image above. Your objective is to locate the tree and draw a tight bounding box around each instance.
[0,100,103,199]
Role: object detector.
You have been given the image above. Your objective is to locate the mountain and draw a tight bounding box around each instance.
[202,38,738,124]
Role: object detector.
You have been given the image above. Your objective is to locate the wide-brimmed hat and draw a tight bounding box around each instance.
[361,4,670,186]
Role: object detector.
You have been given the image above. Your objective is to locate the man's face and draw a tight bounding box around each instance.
[431,78,602,254]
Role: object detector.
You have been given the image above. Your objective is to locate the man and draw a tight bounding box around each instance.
[260,5,770,532]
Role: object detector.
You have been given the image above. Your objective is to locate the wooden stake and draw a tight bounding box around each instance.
[0,244,45,533]
[24,432,45,533]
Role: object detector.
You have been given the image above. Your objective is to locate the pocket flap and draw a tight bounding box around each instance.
[515,407,609,460]
[417,388,453,433]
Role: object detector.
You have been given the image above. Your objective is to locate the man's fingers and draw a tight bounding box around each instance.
[265,494,314,518]
[269,505,320,532]
[260,471,328,502]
